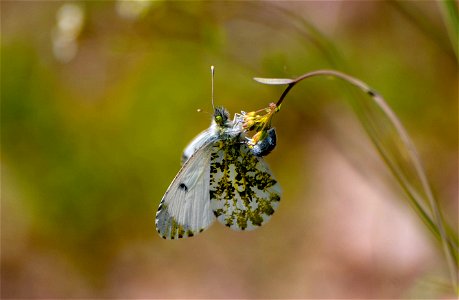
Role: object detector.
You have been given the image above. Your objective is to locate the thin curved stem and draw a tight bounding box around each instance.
[272,69,458,293]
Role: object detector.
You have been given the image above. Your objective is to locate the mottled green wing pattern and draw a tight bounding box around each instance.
[209,140,281,231]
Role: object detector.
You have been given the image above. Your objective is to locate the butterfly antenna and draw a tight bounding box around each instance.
[211,65,215,110]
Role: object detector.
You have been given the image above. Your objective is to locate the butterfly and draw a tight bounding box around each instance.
[155,69,281,239]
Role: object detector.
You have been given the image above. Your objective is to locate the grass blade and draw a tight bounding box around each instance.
[257,70,458,294]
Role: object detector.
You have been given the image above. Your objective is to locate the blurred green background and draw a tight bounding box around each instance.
[2,1,457,298]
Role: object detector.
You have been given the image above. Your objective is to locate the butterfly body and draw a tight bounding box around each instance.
[156,107,281,239]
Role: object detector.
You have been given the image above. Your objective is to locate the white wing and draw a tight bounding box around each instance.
[181,128,214,164]
[156,142,216,239]
[209,141,281,231]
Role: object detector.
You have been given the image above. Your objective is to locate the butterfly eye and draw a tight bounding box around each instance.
[215,115,223,124]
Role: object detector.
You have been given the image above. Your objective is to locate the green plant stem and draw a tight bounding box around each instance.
[391,1,457,61]
[257,69,458,294]
[259,3,458,292]
[296,70,458,293]
[439,0,459,61]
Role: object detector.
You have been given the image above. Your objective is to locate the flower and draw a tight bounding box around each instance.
[243,102,280,146]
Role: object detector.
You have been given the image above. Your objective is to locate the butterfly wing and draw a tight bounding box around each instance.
[209,140,281,231]
[156,142,216,239]
[181,128,213,164]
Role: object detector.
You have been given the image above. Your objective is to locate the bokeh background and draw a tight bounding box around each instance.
[2,1,457,298]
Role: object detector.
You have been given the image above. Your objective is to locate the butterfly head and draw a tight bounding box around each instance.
[213,106,230,127]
